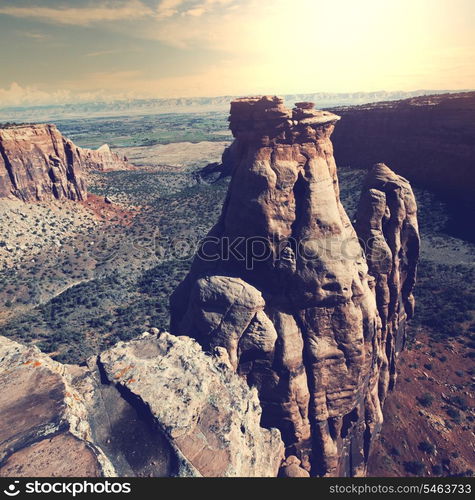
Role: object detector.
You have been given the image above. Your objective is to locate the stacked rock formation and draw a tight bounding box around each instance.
[170,96,420,476]
[0,124,130,202]
[0,333,283,477]
[355,163,420,393]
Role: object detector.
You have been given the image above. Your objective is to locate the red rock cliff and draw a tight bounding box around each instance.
[0,124,131,202]
[77,143,130,173]
[330,92,475,204]
[170,96,420,477]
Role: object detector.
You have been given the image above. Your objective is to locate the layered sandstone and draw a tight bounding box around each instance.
[0,124,87,202]
[0,124,130,202]
[0,333,283,477]
[0,336,114,477]
[170,96,420,476]
[77,143,130,173]
[330,91,475,204]
[355,163,420,393]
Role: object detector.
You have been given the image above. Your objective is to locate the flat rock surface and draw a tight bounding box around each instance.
[0,336,112,477]
[0,434,101,477]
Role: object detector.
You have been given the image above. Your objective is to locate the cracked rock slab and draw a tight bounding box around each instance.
[98,332,284,477]
[0,333,284,477]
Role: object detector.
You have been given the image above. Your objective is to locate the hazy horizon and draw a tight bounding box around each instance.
[0,0,474,107]
[1,88,470,108]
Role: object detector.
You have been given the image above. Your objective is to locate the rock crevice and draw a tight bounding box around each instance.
[0,333,283,477]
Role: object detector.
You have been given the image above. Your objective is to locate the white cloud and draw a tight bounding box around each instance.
[157,0,235,20]
[0,82,137,107]
[0,82,71,107]
[0,0,472,106]
[0,0,236,27]
[0,0,153,26]
[142,0,245,49]
[184,7,206,16]
[86,49,125,57]
[22,32,49,40]
[156,0,186,20]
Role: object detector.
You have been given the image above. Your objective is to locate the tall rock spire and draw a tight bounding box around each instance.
[170,96,420,476]
[355,163,420,396]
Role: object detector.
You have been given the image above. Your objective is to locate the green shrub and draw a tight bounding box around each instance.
[432,465,443,475]
[417,393,434,407]
[446,407,461,421]
[418,441,435,454]
[450,396,468,410]
[404,461,425,475]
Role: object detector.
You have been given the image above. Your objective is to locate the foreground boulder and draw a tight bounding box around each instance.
[0,333,283,477]
[170,96,420,476]
[98,333,284,477]
[0,336,114,477]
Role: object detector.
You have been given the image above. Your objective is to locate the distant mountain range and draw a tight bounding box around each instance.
[0,89,470,122]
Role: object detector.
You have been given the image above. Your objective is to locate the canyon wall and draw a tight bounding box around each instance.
[330,92,475,204]
[0,124,130,202]
[170,96,420,476]
[77,143,130,173]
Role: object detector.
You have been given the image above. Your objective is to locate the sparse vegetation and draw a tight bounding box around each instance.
[404,461,425,475]
[1,134,230,362]
[55,111,230,149]
[418,441,435,454]
[411,260,475,342]
[417,393,435,408]
[432,465,443,475]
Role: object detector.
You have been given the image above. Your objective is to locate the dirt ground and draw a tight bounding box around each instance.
[368,329,475,477]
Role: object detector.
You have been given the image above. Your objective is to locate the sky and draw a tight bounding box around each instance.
[0,0,473,106]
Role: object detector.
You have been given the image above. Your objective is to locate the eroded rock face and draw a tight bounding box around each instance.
[355,163,420,394]
[0,336,114,477]
[0,124,87,202]
[0,125,130,202]
[170,96,420,476]
[199,139,241,181]
[77,143,130,173]
[330,91,475,204]
[0,333,283,477]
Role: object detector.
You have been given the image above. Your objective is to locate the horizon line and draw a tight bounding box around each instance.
[1,88,474,112]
